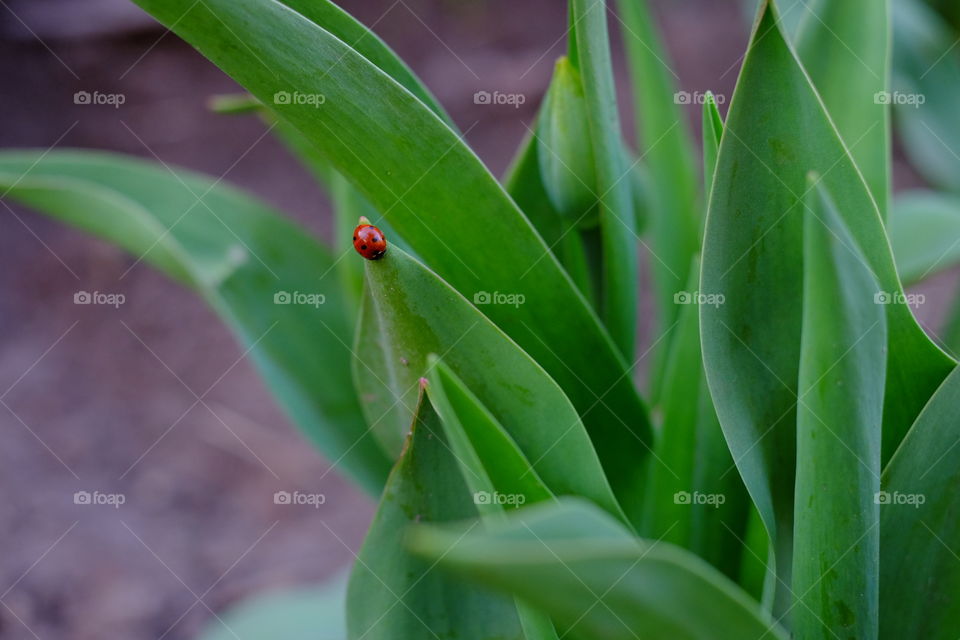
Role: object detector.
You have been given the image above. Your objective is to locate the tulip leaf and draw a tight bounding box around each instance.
[347,385,523,640]
[0,149,392,493]
[880,366,960,640]
[792,181,885,638]
[408,499,789,640]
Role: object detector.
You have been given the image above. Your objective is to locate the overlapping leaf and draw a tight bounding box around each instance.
[409,499,789,640]
[347,386,523,640]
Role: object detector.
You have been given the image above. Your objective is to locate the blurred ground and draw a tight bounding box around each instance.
[0,1,953,638]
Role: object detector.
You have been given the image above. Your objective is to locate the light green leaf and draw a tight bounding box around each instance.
[347,386,523,640]
[0,150,391,494]
[796,0,891,218]
[890,190,960,286]
[198,571,348,640]
[880,365,960,639]
[792,181,885,638]
[408,499,789,640]
[131,0,654,502]
[700,0,953,616]
[570,0,639,357]
[356,246,625,522]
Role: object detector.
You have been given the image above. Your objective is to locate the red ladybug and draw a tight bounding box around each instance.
[353,216,387,260]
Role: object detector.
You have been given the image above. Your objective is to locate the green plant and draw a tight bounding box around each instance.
[5,0,960,638]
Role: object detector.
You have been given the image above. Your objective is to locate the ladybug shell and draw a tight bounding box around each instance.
[353,224,387,260]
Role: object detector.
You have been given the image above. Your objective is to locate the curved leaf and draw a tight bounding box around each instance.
[347,385,523,640]
[130,0,654,503]
[700,0,954,614]
[792,182,885,638]
[880,366,960,639]
[408,499,789,640]
[0,150,391,493]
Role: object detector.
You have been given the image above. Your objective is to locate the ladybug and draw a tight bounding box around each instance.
[353,216,387,260]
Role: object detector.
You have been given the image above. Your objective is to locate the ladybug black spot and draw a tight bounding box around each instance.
[361,244,367,250]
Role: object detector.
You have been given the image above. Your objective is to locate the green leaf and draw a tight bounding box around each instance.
[700,0,953,616]
[130,0,654,502]
[795,0,891,218]
[642,259,749,581]
[880,366,960,640]
[408,499,789,640]
[792,181,885,638]
[570,0,639,357]
[890,190,960,286]
[198,571,348,640]
[616,0,699,334]
[425,357,554,513]
[425,359,559,640]
[891,0,960,193]
[0,150,391,494]
[356,246,625,522]
[347,385,523,640]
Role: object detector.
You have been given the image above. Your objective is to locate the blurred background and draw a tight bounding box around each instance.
[0,0,957,638]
